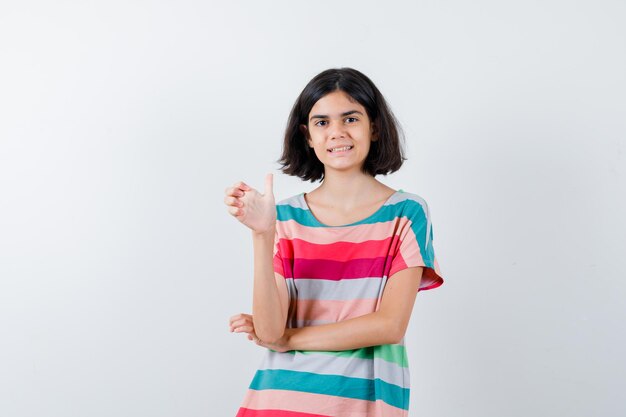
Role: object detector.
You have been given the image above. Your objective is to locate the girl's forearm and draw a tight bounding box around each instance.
[273,265,423,352]
[284,311,404,351]
[251,226,286,342]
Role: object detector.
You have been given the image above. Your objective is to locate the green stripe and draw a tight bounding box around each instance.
[249,369,409,410]
[277,199,419,227]
[284,344,408,368]
[276,205,318,226]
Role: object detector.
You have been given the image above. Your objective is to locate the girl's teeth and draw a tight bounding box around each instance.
[330,146,352,152]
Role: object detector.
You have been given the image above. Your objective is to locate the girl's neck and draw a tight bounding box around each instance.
[310,171,392,206]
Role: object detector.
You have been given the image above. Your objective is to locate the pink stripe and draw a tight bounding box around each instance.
[236,407,329,417]
[387,225,443,291]
[273,253,285,277]
[278,236,399,261]
[291,256,392,280]
[296,298,378,322]
[276,219,407,245]
[420,267,443,291]
[391,222,422,275]
[387,251,442,291]
[240,389,406,417]
[433,257,442,277]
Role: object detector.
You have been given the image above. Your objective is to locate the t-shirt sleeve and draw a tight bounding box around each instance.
[388,198,443,291]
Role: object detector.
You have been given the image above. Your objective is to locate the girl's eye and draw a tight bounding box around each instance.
[314,118,357,127]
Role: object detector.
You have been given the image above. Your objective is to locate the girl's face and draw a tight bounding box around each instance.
[302,90,377,176]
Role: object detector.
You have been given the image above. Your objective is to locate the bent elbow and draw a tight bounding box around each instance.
[256,327,284,345]
[386,333,404,345]
[383,322,407,345]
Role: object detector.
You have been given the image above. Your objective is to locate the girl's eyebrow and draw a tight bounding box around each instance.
[309,110,364,121]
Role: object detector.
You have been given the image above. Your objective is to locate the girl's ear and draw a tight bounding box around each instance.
[371,122,379,142]
[300,124,313,147]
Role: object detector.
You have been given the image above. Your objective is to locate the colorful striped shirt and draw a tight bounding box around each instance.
[236,190,443,417]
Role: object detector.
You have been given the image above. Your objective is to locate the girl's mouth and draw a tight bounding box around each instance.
[328,145,353,153]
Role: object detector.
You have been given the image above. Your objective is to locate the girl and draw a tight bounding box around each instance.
[224,67,443,417]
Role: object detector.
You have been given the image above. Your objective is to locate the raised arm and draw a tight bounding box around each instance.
[224,174,288,343]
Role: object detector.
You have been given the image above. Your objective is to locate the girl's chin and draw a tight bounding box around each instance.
[322,161,366,172]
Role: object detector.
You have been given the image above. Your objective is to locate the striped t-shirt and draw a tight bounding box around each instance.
[236,190,443,417]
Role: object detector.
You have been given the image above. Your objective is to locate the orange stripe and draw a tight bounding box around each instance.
[276,218,410,245]
[395,226,422,267]
[241,389,407,417]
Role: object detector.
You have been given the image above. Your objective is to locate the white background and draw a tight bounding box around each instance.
[1,1,625,416]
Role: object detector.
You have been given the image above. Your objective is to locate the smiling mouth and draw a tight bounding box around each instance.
[328,145,353,153]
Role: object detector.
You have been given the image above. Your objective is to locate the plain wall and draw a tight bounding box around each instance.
[1,1,625,416]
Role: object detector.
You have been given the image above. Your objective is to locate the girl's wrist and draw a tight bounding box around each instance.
[251,224,276,239]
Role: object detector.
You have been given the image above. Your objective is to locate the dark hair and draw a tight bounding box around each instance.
[278,67,406,182]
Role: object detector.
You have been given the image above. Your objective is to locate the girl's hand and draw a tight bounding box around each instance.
[224,173,276,234]
[229,313,290,353]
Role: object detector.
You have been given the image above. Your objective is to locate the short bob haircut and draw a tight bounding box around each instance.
[278,67,406,182]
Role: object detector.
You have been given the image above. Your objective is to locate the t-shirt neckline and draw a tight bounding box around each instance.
[300,189,402,228]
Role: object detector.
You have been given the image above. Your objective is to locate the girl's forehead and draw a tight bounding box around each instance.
[310,90,365,114]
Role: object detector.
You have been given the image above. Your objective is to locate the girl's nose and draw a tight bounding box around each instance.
[328,121,347,139]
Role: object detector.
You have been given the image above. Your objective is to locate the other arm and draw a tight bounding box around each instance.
[285,266,423,350]
[232,266,423,352]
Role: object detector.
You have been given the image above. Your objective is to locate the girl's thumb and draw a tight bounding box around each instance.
[264,173,274,196]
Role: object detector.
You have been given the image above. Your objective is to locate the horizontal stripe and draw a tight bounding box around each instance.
[276,196,439,281]
[240,389,407,417]
[278,194,309,210]
[275,192,404,228]
[284,278,297,302]
[290,256,391,280]
[243,191,441,416]
[293,277,386,301]
[389,261,443,292]
[236,408,329,417]
[283,266,440,302]
[275,227,442,291]
[276,193,426,229]
[277,236,399,262]
[284,344,409,368]
[295,298,378,322]
[258,350,410,388]
[275,219,403,245]
[249,369,409,410]
[277,190,420,211]
[276,205,320,227]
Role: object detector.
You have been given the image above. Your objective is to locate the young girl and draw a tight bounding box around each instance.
[224,67,443,417]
